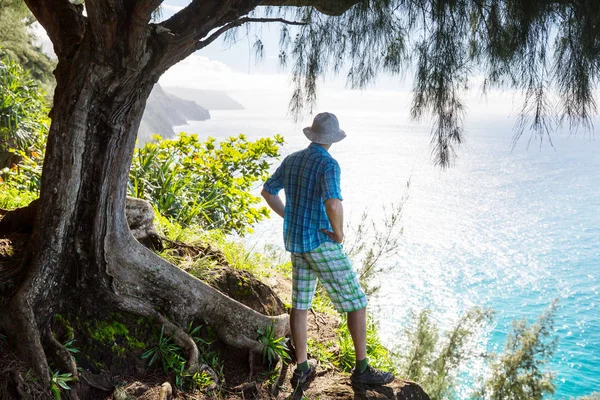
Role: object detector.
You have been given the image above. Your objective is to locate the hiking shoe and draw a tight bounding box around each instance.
[350,365,395,385]
[290,359,317,389]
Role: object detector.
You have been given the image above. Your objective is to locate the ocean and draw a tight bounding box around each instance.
[174,88,600,398]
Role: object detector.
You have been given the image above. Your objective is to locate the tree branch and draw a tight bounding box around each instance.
[23,0,85,60]
[244,17,308,25]
[259,0,361,16]
[154,0,264,71]
[153,0,355,72]
[196,17,307,50]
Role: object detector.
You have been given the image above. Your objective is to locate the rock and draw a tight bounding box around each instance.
[212,267,286,316]
[80,370,114,392]
[124,381,150,397]
[159,382,172,400]
[308,376,431,400]
[125,197,162,250]
[162,87,244,111]
[113,386,136,400]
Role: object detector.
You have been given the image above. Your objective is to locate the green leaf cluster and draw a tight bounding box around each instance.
[129,132,284,235]
[49,369,76,400]
[258,322,291,368]
[0,55,49,171]
[0,0,55,85]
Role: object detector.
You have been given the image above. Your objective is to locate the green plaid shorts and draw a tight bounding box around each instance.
[291,241,368,313]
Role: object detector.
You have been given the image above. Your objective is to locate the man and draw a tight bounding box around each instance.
[261,112,395,389]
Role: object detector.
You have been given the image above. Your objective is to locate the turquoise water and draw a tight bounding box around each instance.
[175,92,600,398]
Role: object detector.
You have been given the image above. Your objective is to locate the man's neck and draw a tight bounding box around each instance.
[312,142,332,151]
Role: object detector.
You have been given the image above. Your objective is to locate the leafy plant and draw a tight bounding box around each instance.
[258,322,291,368]
[129,132,284,234]
[307,339,335,370]
[63,339,80,355]
[141,325,184,374]
[190,370,215,390]
[49,369,76,400]
[0,55,49,169]
[187,321,212,348]
[0,184,38,209]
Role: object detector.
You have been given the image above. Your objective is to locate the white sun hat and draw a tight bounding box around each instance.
[303,112,346,144]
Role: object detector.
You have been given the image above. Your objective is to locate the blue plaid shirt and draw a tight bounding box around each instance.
[263,143,343,253]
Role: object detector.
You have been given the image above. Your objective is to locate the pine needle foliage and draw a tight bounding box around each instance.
[238,0,600,166]
[474,299,559,400]
[399,308,494,400]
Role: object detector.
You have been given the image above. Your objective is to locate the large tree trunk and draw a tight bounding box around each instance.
[0,14,288,393]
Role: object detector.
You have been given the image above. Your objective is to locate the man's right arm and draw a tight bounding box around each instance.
[261,188,285,218]
[323,198,344,243]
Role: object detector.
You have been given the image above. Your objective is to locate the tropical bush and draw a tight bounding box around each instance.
[129,133,284,235]
[0,54,49,169]
[0,2,56,85]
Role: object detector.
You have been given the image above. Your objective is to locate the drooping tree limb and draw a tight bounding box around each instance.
[23,0,85,60]
[259,0,361,16]
[196,17,307,50]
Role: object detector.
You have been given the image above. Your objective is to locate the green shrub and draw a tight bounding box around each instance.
[399,308,493,400]
[0,184,38,209]
[474,301,559,400]
[129,133,284,235]
[257,322,291,368]
[0,54,49,169]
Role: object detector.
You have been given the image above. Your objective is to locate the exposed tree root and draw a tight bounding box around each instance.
[11,371,29,399]
[106,232,290,354]
[6,293,50,388]
[43,326,78,385]
[1,200,290,398]
[112,294,200,373]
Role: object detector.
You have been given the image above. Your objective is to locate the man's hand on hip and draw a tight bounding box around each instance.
[321,229,343,243]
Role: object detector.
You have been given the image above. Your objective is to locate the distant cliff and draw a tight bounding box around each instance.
[163,87,244,111]
[138,84,210,144]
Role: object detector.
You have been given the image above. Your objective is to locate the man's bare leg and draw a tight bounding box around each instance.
[291,308,309,363]
[347,307,367,362]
